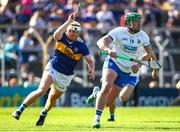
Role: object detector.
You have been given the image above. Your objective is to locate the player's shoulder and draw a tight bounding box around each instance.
[139,30,148,37]
[77,37,85,44]
[113,26,126,32]
[109,27,126,36]
[76,37,88,48]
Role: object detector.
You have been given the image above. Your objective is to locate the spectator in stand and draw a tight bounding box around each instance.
[119,8,130,27]
[81,4,98,61]
[29,10,46,34]
[47,5,65,27]
[31,0,46,12]
[96,2,116,35]
[166,9,180,47]
[0,4,15,24]
[8,70,19,87]
[15,0,32,24]
[169,0,180,9]
[167,9,180,27]
[19,30,35,74]
[8,77,18,87]
[23,72,40,88]
[4,34,19,69]
[81,4,97,28]
[137,7,156,27]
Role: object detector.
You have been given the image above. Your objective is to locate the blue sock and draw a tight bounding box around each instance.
[18,104,27,113]
[40,109,48,117]
[110,113,114,119]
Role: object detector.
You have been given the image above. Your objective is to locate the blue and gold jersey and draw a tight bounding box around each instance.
[50,33,90,75]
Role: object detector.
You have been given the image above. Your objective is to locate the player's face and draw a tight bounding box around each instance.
[67,29,80,41]
[131,19,141,33]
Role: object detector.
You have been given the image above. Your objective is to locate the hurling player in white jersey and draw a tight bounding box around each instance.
[12,8,95,126]
[88,12,159,128]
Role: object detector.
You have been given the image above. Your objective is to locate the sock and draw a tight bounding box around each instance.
[18,103,27,113]
[95,109,103,122]
[93,91,98,98]
[109,113,114,119]
[40,109,48,117]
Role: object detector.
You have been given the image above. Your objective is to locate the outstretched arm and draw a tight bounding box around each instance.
[53,3,81,41]
[97,35,117,58]
[84,55,95,80]
[53,14,75,41]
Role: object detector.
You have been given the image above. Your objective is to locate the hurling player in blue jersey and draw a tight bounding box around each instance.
[12,11,95,126]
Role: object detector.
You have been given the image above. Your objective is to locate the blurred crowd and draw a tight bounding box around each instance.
[0,0,180,87]
[0,0,179,27]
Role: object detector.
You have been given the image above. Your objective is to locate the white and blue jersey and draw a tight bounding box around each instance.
[104,27,150,87]
[50,33,90,75]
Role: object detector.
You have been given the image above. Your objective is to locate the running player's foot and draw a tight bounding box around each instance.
[36,115,46,126]
[86,86,100,104]
[93,121,101,128]
[107,118,115,121]
[12,110,21,120]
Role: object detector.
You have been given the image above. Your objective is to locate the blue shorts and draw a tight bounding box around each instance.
[103,58,139,88]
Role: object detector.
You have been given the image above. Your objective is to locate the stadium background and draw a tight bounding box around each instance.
[0,0,180,107]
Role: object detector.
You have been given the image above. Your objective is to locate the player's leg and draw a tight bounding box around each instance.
[106,84,121,121]
[86,86,101,104]
[107,102,115,121]
[12,69,53,120]
[119,74,139,103]
[119,84,135,103]
[36,86,63,126]
[93,68,117,128]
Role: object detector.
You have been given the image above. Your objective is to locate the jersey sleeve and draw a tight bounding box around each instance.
[107,27,120,41]
[141,31,150,47]
[81,42,90,56]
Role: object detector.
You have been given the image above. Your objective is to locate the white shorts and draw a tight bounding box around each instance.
[45,62,74,92]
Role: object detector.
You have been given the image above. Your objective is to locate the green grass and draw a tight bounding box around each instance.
[0,107,180,131]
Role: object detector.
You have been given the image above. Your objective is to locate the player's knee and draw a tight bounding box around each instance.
[106,102,111,107]
[36,89,46,96]
[101,83,112,95]
[119,95,128,103]
[106,98,114,106]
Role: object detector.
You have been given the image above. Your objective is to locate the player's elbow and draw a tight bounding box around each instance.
[53,32,59,40]
[97,39,102,48]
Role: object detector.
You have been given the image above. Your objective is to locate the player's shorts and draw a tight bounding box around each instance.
[103,57,139,88]
[45,62,74,92]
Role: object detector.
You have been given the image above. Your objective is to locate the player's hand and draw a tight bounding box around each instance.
[131,65,139,73]
[107,49,117,58]
[152,69,158,79]
[89,69,95,80]
[67,13,76,23]
[67,3,81,23]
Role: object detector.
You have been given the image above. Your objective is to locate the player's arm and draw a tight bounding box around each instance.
[97,35,117,58]
[144,45,157,61]
[53,14,75,41]
[144,45,159,79]
[97,35,112,52]
[84,55,95,80]
[176,80,180,89]
[53,3,81,41]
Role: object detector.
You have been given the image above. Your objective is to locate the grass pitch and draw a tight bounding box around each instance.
[0,107,180,131]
